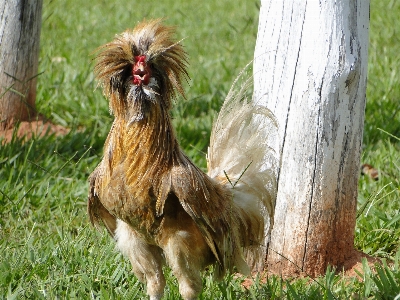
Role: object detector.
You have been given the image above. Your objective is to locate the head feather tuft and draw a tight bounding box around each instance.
[93,19,189,114]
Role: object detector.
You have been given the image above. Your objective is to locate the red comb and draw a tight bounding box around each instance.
[135,55,146,63]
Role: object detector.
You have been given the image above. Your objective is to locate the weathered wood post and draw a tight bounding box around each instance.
[0,0,43,129]
[253,1,369,276]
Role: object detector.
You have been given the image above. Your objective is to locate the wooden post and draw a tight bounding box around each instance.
[253,1,369,276]
[0,0,43,129]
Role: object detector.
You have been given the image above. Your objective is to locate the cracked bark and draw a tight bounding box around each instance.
[253,0,369,276]
[0,0,43,129]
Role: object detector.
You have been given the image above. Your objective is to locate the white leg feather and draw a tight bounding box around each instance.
[115,220,166,299]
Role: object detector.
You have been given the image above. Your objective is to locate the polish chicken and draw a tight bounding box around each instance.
[88,19,278,300]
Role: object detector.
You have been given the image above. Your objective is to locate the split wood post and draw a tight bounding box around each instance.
[253,0,370,276]
[0,0,43,129]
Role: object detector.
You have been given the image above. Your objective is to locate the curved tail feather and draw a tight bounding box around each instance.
[207,65,279,271]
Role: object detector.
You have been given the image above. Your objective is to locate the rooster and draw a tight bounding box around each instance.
[88,19,278,300]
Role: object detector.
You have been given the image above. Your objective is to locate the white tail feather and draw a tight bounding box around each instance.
[207,65,279,271]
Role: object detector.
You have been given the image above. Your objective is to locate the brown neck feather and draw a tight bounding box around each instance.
[108,96,178,198]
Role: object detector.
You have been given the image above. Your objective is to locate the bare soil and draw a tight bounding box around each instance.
[242,250,380,289]
[0,120,69,143]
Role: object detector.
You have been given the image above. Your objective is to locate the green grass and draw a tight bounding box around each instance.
[1,0,399,298]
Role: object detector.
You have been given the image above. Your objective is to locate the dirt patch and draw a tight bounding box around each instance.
[0,120,69,143]
[341,250,379,279]
[241,250,380,289]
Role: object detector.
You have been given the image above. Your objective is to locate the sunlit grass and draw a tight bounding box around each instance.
[0,0,399,298]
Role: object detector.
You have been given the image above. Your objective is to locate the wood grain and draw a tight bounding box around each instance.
[253,0,369,276]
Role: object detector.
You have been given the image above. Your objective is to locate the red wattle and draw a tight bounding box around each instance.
[132,56,151,86]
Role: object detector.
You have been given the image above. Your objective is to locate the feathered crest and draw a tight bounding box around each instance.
[93,19,189,114]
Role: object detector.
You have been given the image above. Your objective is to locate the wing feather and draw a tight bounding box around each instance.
[88,167,117,237]
[156,152,250,278]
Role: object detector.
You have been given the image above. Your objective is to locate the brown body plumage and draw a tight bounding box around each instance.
[88,19,278,300]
